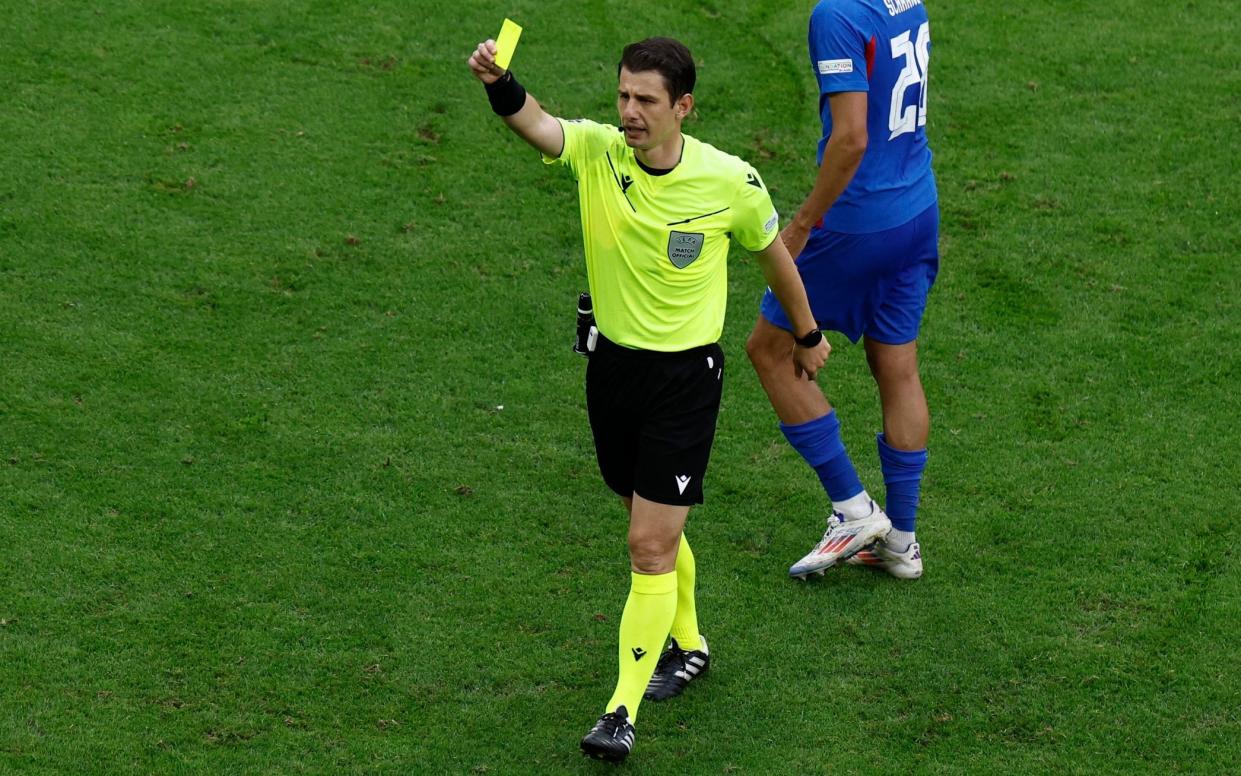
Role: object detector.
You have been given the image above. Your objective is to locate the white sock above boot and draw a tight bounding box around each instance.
[832,491,876,521]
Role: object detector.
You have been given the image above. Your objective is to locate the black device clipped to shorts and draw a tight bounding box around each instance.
[573,292,598,356]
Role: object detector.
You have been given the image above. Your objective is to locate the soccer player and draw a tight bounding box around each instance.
[468,36,829,762]
[745,0,939,580]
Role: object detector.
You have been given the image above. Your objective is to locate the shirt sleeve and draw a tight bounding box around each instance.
[730,165,780,253]
[809,1,871,95]
[542,118,621,180]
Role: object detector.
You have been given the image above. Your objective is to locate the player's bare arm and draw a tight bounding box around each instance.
[468,39,564,158]
[781,91,868,260]
[754,239,831,380]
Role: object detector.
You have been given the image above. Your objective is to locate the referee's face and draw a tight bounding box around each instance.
[617,67,686,151]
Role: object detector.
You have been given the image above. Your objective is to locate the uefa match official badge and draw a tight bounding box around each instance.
[667,231,704,268]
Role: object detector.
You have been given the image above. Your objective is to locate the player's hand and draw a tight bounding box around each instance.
[780,221,811,262]
[793,338,830,381]
[468,39,506,84]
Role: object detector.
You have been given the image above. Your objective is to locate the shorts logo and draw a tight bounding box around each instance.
[817,58,854,75]
[667,231,704,269]
[675,475,692,495]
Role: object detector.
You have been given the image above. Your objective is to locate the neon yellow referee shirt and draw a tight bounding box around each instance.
[544,118,780,352]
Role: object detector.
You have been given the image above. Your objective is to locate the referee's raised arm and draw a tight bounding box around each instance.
[468,39,564,158]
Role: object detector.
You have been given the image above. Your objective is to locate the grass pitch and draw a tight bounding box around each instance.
[1,1,1238,773]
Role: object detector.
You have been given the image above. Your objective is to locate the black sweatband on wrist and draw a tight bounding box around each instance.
[484,71,527,117]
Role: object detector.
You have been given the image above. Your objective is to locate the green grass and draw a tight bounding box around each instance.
[2,0,1238,772]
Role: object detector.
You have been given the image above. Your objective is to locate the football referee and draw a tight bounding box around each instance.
[468,35,828,763]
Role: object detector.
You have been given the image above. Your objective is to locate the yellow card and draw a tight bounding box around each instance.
[494,18,522,70]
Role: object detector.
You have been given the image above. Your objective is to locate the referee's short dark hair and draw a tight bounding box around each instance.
[618,37,696,104]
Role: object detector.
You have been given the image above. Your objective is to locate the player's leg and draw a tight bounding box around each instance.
[867,337,929,541]
[747,262,889,577]
[847,204,938,579]
[866,338,929,452]
[745,316,832,425]
[746,318,876,518]
[844,339,928,579]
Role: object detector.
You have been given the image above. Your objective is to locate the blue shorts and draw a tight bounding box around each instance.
[760,203,939,345]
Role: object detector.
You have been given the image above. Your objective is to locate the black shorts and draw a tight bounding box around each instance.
[585,334,725,506]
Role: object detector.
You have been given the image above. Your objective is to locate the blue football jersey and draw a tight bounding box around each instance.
[809,0,938,233]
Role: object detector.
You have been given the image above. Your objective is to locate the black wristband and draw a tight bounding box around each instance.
[794,328,823,348]
[484,71,527,117]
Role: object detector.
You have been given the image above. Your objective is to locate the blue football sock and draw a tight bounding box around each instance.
[876,433,928,533]
[780,411,864,503]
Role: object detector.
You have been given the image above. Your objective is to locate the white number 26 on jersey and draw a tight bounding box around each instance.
[888,22,930,140]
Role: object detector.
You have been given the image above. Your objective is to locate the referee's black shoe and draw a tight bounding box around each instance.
[644,636,710,701]
[580,705,635,763]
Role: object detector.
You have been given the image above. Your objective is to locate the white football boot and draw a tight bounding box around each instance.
[788,502,892,579]
[846,538,923,579]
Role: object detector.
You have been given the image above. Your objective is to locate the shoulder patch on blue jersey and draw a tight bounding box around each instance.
[817,59,854,75]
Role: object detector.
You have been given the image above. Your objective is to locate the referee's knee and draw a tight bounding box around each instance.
[628,537,677,575]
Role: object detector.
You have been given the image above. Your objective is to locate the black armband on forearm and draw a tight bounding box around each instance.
[484,71,527,117]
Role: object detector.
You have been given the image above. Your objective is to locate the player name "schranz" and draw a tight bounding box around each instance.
[883,0,924,16]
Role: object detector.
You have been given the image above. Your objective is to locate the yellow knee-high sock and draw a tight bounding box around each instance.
[605,570,677,722]
[668,533,702,651]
